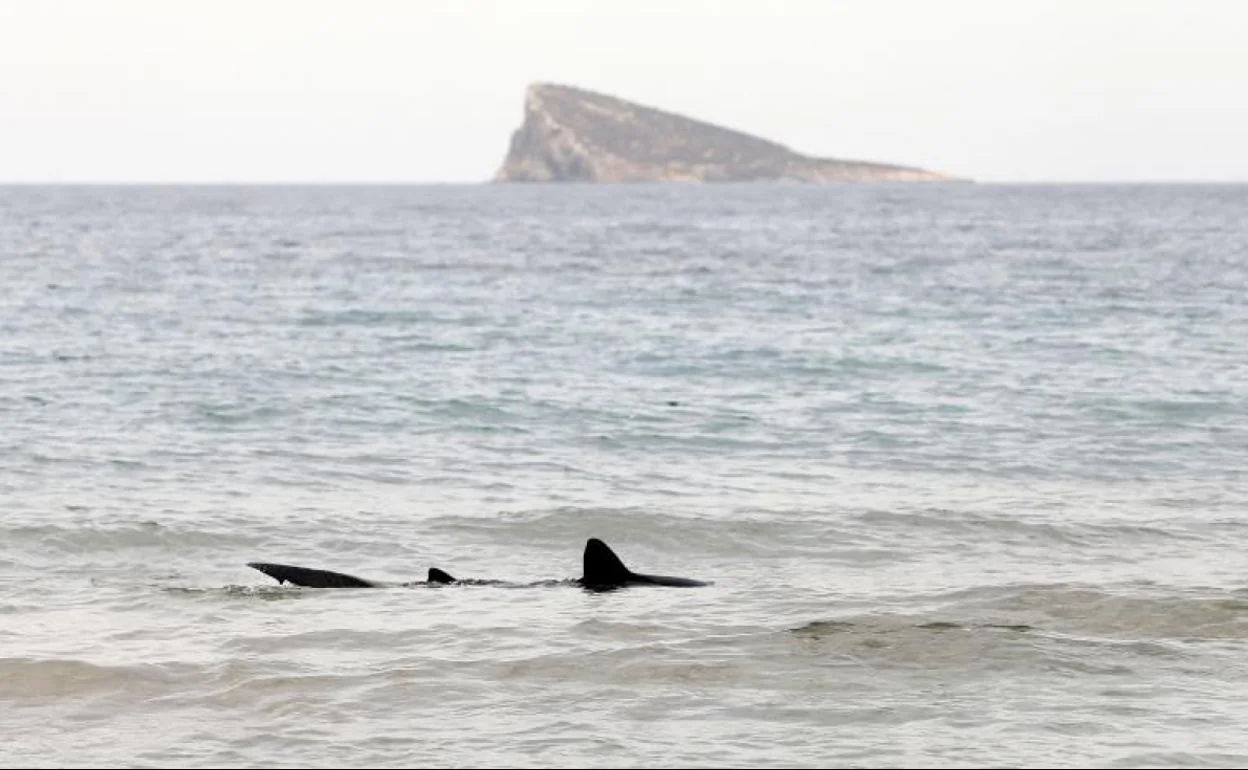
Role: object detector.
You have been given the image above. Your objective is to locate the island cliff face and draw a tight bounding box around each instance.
[494,83,959,183]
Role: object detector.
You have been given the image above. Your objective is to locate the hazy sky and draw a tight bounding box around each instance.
[3,0,1245,183]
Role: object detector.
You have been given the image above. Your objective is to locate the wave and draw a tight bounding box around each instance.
[796,582,1248,644]
[0,657,186,700]
[1,520,260,555]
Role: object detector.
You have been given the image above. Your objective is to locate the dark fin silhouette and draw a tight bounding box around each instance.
[247,562,376,588]
[581,538,634,589]
[579,538,709,590]
[427,567,457,584]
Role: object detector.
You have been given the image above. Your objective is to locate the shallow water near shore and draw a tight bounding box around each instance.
[2,183,1247,768]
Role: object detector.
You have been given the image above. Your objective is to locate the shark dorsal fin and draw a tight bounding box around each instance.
[427,567,456,584]
[581,538,634,587]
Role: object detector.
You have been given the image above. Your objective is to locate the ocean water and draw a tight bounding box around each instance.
[1,183,1247,769]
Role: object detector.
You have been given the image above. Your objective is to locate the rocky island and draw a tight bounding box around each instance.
[494,83,960,184]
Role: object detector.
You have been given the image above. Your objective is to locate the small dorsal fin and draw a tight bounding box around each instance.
[427,567,457,584]
[581,538,634,588]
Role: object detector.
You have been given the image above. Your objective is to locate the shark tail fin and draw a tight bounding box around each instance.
[247,562,376,588]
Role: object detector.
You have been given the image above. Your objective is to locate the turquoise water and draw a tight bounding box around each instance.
[2,183,1247,768]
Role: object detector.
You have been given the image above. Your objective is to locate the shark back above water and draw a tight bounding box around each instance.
[577,537,709,590]
[246,538,709,591]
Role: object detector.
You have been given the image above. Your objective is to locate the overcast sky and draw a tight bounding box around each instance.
[2,0,1245,183]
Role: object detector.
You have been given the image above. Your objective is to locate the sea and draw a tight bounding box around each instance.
[1,182,1246,769]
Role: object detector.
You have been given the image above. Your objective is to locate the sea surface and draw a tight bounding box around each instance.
[1,183,1247,769]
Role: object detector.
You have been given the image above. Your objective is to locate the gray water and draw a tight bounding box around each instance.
[2,183,1247,769]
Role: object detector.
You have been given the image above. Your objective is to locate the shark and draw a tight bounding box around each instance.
[246,538,709,592]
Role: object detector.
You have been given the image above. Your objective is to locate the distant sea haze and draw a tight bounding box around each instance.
[2,183,1246,768]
